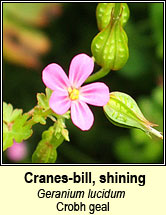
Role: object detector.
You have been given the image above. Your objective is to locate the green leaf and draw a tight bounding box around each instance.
[12,114,33,143]
[3,102,22,123]
[3,102,13,122]
[10,109,23,122]
[33,107,46,125]
[3,122,14,151]
[32,126,64,163]
[3,102,32,151]
[103,92,163,139]
[37,88,52,110]
[37,93,48,109]
[34,88,54,125]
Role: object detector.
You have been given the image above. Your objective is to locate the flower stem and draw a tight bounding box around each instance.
[85,68,110,83]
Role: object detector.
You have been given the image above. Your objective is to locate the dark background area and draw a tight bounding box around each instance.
[3,3,164,164]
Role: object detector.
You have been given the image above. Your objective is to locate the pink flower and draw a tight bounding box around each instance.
[42,53,109,130]
[7,140,28,162]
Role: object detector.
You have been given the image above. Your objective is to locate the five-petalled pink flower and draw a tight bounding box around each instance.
[42,53,110,131]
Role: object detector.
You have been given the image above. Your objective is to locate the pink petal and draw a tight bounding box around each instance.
[69,53,94,88]
[42,63,70,91]
[71,101,94,131]
[80,82,110,106]
[49,90,71,115]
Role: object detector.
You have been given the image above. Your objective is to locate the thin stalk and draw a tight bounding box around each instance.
[85,68,110,83]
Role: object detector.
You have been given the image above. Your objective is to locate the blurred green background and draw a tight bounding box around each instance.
[3,3,164,164]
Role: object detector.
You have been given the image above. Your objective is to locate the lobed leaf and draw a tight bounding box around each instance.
[3,102,22,123]
[33,107,46,125]
[12,114,33,143]
[37,88,52,110]
[3,102,31,151]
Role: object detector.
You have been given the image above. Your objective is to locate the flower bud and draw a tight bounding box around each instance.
[103,92,163,139]
[91,16,129,71]
[96,3,130,31]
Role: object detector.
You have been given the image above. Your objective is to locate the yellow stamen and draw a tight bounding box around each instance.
[68,87,79,100]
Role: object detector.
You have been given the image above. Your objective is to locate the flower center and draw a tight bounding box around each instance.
[68,87,79,100]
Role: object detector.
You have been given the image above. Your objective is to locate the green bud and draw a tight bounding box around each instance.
[103,92,163,140]
[91,16,129,71]
[96,3,130,31]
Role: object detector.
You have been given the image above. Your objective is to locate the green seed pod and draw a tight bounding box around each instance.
[96,3,130,31]
[103,92,163,139]
[91,16,129,71]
